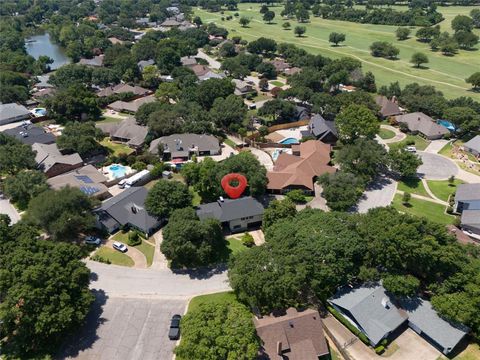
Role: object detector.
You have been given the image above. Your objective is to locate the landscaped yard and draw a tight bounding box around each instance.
[96,115,124,124]
[226,236,249,256]
[100,138,134,156]
[189,186,202,206]
[269,80,284,87]
[223,138,238,148]
[397,177,430,198]
[389,134,430,151]
[378,128,396,140]
[452,343,480,360]
[112,231,155,266]
[195,4,480,100]
[427,179,463,202]
[93,246,134,267]
[392,194,455,225]
[187,291,239,313]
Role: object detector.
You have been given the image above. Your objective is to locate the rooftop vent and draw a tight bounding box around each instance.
[381,297,390,309]
[289,321,294,328]
[131,205,138,214]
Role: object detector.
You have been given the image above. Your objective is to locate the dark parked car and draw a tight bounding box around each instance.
[168,314,181,340]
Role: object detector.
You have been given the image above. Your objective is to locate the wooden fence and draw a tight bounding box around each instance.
[267,119,310,133]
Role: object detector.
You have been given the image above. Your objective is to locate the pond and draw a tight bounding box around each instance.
[25,32,70,70]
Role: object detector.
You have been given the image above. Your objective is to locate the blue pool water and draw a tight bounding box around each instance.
[279,137,299,145]
[437,120,455,132]
[109,164,127,178]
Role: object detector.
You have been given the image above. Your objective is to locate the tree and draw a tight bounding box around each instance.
[329,32,346,46]
[155,82,181,103]
[294,26,306,37]
[145,180,192,219]
[260,4,269,14]
[443,106,480,136]
[210,94,247,128]
[156,47,180,74]
[466,72,480,90]
[383,274,420,297]
[259,78,269,91]
[174,300,259,360]
[415,26,440,42]
[451,15,474,33]
[26,187,96,241]
[410,52,429,68]
[388,149,423,178]
[285,189,307,204]
[0,134,36,175]
[193,16,203,27]
[454,30,479,49]
[395,27,411,40]
[196,78,235,110]
[57,121,105,157]
[402,191,412,205]
[2,170,48,210]
[219,42,236,57]
[282,22,291,30]
[246,37,277,55]
[263,198,297,230]
[161,208,225,267]
[335,104,379,142]
[471,9,480,29]
[256,62,277,79]
[239,16,250,27]
[0,227,93,358]
[319,172,364,211]
[369,41,399,59]
[263,10,275,24]
[258,99,296,123]
[295,5,310,23]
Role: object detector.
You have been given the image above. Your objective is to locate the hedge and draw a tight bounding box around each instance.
[327,305,370,345]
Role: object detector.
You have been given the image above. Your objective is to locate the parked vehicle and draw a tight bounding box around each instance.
[112,241,127,252]
[119,170,151,189]
[405,146,417,153]
[85,236,102,246]
[168,314,182,340]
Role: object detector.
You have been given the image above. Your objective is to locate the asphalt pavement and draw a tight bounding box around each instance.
[0,197,20,224]
[353,176,397,214]
[417,152,458,180]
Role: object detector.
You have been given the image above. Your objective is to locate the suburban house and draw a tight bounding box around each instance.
[454,183,480,234]
[97,117,148,149]
[32,87,56,100]
[96,187,162,236]
[375,96,403,118]
[108,37,125,45]
[35,74,54,89]
[79,55,104,67]
[254,308,330,360]
[107,94,156,114]
[196,196,264,233]
[3,124,55,145]
[307,114,338,144]
[232,79,255,97]
[463,135,480,157]
[180,56,197,67]
[47,165,110,199]
[137,59,155,72]
[160,18,181,27]
[267,140,335,194]
[97,84,151,98]
[149,133,221,160]
[32,142,83,178]
[189,64,225,81]
[284,67,301,76]
[329,283,468,355]
[294,105,309,121]
[0,103,31,125]
[395,112,449,140]
[268,59,290,74]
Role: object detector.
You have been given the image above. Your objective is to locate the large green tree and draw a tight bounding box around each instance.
[318,172,364,211]
[0,134,36,175]
[210,94,247,129]
[145,180,192,219]
[2,170,48,210]
[335,104,379,142]
[388,148,423,178]
[57,121,105,157]
[262,198,297,230]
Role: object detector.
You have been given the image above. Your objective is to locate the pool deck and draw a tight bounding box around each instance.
[101,165,134,182]
[271,126,308,143]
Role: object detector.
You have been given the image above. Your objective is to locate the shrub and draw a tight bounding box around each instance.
[241,233,255,247]
[327,305,370,345]
[91,254,111,264]
[286,189,307,204]
[375,345,385,354]
[128,231,141,246]
[446,206,453,214]
[402,192,411,204]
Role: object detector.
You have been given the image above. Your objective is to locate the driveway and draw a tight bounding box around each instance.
[297,183,329,211]
[0,197,20,224]
[417,152,458,180]
[59,291,187,360]
[195,49,221,69]
[248,147,274,170]
[379,125,406,144]
[389,328,440,360]
[424,139,449,154]
[105,239,147,269]
[353,176,397,213]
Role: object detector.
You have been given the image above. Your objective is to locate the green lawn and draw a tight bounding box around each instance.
[195,4,480,100]
[389,134,430,151]
[438,141,453,157]
[223,138,238,148]
[392,194,455,225]
[379,128,396,140]
[94,247,134,267]
[189,186,202,206]
[187,291,239,312]
[397,177,430,198]
[96,116,124,124]
[427,179,463,202]
[270,80,284,87]
[112,231,155,266]
[226,236,249,256]
[100,138,134,156]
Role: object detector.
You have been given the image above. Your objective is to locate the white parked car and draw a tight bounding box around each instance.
[85,236,102,246]
[405,146,417,153]
[113,241,128,252]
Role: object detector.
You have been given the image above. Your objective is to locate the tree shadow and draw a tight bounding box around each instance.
[412,65,429,70]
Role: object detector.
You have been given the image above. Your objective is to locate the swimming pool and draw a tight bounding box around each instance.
[437,119,455,132]
[109,164,128,178]
[279,137,299,145]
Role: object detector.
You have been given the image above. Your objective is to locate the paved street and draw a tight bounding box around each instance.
[417,152,458,180]
[60,292,186,360]
[195,49,221,69]
[0,197,20,224]
[424,139,449,154]
[353,176,397,213]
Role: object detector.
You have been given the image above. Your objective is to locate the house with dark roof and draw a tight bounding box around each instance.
[3,124,55,145]
[107,94,156,114]
[267,140,335,194]
[149,133,220,160]
[32,143,83,178]
[97,117,148,149]
[329,283,469,354]
[232,79,255,97]
[47,165,110,199]
[375,96,403,118]
[395,112,449,140]
[97,84,151,98]
[254,308,330,360]
[295,105,309,121]
[196,196,264,233]
[137,59,155,72]
[464,135,480,157]
[308,114,338,144]
[0,103,31,125]
[96,187,162,236]
[454,183,480,235]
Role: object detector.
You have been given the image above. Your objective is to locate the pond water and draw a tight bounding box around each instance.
[25,33,70,70]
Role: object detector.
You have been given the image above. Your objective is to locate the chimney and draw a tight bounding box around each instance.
[131,205,137,214]
[417,117,421,121]
[289,321,294,328]
[277,342,282,355]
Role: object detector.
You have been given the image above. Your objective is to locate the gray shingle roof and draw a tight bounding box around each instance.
[395,112,449,138]
[149,133,220,157]
[329,283,407,345]
[79,55,104,67]
[464,135,480,153]
[461,209,480,228]
[3,124,55,145]
[107,117,148,147]
[47,165,109,197]
[0,103,31,124]
[455,183,480,202]
[309,114,338,139]
[32,143,83,173]
[196,197,264,223]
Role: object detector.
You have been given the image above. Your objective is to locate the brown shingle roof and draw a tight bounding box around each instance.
[254,308,329,360]
[375,96,402,117]
[267,140,335,191]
